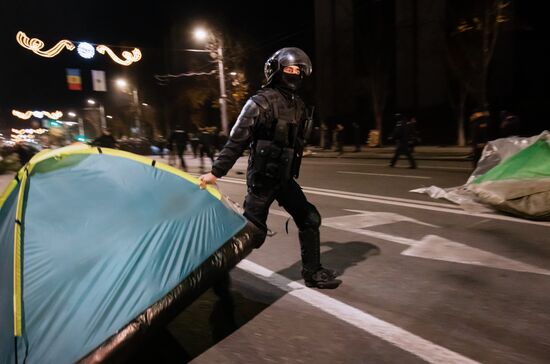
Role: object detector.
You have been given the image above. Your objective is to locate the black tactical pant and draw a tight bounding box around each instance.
[390,143,416,168]
[243,178,322,274]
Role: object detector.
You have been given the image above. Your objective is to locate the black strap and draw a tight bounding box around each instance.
[97,147,103,154]
[15,219,22,225]
[14,174,20,182]
[14,336,18,364]
[151,160,156,167]
[285,218,291,234]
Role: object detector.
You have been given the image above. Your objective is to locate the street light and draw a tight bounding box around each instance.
[193,26,229,136]
[116,78,142,137]
[86,99,107,130]
[67,111,85,136]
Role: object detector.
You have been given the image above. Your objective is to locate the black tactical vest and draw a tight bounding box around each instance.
[250,88,306,183]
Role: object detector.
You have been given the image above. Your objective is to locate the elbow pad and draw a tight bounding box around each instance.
[229,98,266,142]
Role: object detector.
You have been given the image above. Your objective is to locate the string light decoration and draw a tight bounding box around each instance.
[16,31,75,58]
[16,31,142,66]
[11,110,33,120]
[43,111,63,120]
[10,128,48,143]
[95,45,142,66]
[12,109,63,120]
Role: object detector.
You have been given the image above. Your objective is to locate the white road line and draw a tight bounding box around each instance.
[214,175,459,209]
[198,175,550,227]
[303,161,472,171]
[215,177,550,227]
[237,259,480,364]
[337,171,432,179]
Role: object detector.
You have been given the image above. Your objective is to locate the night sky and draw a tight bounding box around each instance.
[0,0,315,131]
[1,1,548,139]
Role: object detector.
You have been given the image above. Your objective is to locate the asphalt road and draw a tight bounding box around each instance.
[2,155,549,363]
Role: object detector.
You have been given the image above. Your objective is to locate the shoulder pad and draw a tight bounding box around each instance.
[240,98,261,118]
[251,94,270,110]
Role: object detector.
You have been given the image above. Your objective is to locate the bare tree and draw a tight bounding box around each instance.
[362,0,392,146]
[446,0,510,137]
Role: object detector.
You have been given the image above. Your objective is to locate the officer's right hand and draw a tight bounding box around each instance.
[199,173,217,189]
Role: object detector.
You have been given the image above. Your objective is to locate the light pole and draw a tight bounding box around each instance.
[68,111,85,136]
[116,79,142,137]
[86,99,107,130]
[194,27,229,136]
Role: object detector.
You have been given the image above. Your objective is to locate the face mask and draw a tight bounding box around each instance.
[281,73,303,91]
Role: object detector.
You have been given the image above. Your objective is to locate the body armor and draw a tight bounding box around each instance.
[250,88,306,184]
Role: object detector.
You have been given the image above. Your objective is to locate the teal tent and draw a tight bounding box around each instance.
[0,144,260,363]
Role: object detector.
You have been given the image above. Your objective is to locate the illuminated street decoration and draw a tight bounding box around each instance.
[16,31,142,66]
[10,128,49,143]
[77,42,95,59]
[12,109,63,120]
[16,31,75,58]
[96,45,142,66]
[43,111,64,120]
[11,110,32,120]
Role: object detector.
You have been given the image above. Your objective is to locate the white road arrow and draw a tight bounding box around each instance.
[329,209,439,228]
[322,211,550,276]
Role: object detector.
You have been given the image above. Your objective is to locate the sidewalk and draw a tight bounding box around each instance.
[305,145,472,161]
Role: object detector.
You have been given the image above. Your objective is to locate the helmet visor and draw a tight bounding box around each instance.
[276,48,312,76]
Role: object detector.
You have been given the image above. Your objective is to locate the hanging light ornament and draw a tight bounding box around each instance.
[11,110,33,120]
[16,31,75,58]
[15,31,142,66]
[12,109,63,120]
[95,45,142,66]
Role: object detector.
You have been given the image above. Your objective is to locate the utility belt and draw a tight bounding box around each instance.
[252,139,295,183]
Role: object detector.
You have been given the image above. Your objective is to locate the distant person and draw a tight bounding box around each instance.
[188,132,200,158]
[352,122,361,152]
[156,135,167,159]
[321,122,331,150]
[198,127,215,170]
[469,108,490,167]
[389,114,417,169]
[14,142,41,165]
[335,123,345,154]
[168,125,188,171]
[499,110,521,138]
[92,129,118,149]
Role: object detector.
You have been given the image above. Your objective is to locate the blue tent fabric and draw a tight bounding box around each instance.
[0,184,19,364]
[0,147,258,363]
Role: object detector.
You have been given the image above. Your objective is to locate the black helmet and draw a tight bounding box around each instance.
[264,47,312,86]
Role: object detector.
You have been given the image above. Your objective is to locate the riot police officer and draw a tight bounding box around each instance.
[199,47,341,289]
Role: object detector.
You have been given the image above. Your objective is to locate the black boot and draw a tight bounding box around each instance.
[299,229,342,289]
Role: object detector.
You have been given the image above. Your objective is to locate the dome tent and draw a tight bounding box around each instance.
[0,144,261,363]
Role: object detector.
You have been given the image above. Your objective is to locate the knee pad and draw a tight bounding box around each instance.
[299,203,321,231]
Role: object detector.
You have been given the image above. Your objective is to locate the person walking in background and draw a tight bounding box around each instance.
[389,114,417,169]
[91,128,118,149]
[499,110,521,138]
[198,127,215,171]
[335,123,345,155]
[189,132,200,158]
[469,109,490,168]
[352,122,361,152]
[168,125,188,171]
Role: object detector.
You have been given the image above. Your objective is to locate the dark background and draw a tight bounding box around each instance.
[0,0,547,143]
